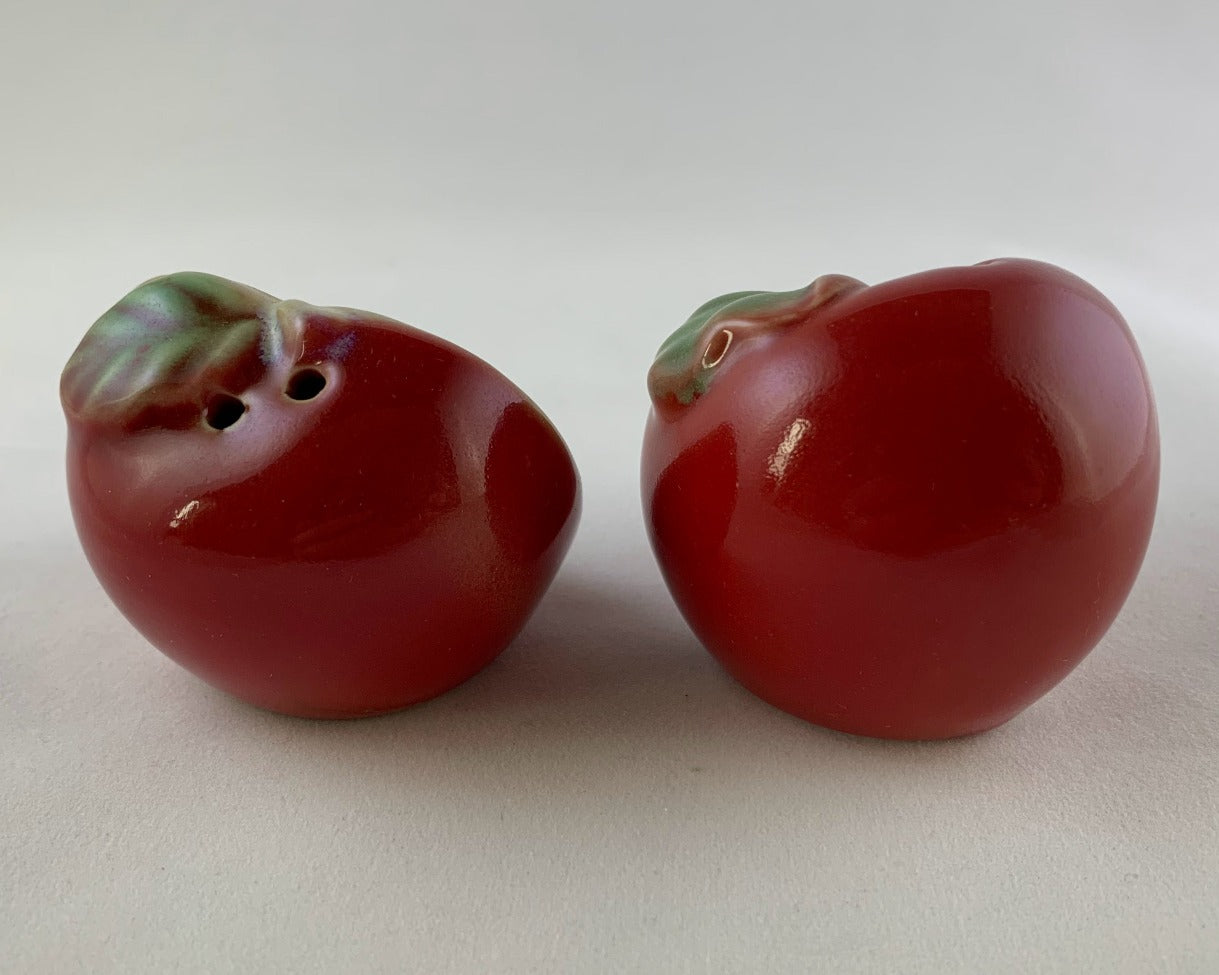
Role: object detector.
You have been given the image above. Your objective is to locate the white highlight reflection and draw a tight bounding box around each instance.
[169,499,200,528]
[768,418,812,482]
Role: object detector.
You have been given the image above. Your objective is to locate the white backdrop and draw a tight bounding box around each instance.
[2,2,1217,972]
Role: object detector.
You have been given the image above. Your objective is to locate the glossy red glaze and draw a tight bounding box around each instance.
[642,259,1159,739]
[65,282,579,718]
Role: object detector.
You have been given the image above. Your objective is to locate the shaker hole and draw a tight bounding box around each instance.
[204,394,246,430]
[702,329,734,369]
[286,367,327,401]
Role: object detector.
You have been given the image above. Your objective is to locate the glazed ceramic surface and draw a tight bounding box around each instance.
[642,259,1159,739]
[63,273,580,717]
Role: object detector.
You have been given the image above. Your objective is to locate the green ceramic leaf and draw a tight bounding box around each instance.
[61,273,281,426]
[647,275,867,407]
[647,287,807,406]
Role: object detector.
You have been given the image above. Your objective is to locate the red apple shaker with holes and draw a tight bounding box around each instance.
[61,273,580,717]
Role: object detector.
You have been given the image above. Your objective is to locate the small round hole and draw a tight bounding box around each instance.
[204,394,246,431]
[286,367,327,401]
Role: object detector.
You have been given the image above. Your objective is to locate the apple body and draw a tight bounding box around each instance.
[642,259,1158,739]
[63,273,579,717]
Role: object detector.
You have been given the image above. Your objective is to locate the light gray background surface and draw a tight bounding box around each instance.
[2,2,1216,971]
